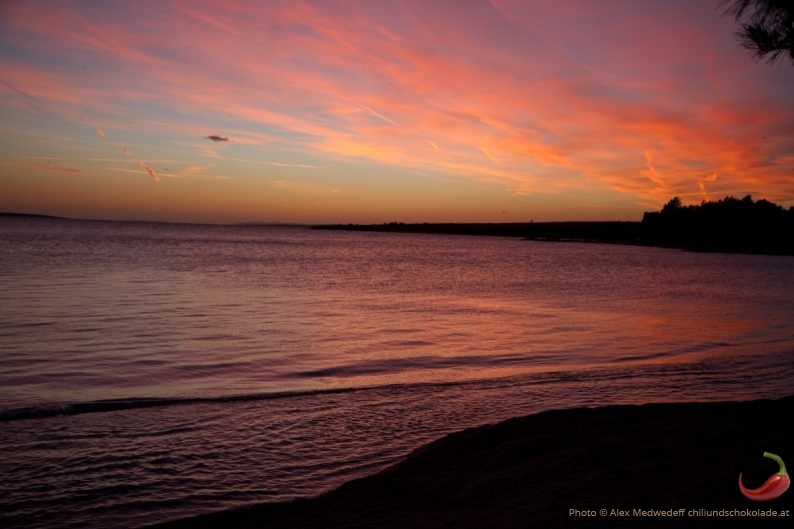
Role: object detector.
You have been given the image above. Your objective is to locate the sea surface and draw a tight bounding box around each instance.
[1,216,792,529]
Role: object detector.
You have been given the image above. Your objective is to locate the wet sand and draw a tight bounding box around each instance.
[150,396,793,528]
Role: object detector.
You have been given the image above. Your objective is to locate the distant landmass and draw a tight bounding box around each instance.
[0,212,65,220]
[4,196,792,255]
[315,196,794,255]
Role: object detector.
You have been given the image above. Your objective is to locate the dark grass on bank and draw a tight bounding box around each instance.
[150,396,794,529]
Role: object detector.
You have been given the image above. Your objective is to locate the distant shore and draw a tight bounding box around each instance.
[0,211,66,220]
[150,396,794,529]
[314,221,646,244]
[314,196,794,256]
[314,219,794,256]
[5,193,793,255]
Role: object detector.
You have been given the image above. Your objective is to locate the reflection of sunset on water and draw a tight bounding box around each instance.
[3,224,788,407]
[1,210,792,529]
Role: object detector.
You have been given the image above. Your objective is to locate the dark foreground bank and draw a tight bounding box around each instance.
[149,396,793,528]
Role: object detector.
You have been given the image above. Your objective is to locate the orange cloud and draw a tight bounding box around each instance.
[1,0,792,219]
[4,161,83,174]
[137,160,159,182]
[47,165,82,174]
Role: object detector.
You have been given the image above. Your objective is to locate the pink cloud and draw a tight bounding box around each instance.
[1,0,792,212]
[47,165,82,174]
[6,161,83,174]
[137,160,159,182]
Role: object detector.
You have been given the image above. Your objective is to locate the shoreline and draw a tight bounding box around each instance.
[313,222,794,256]
[149,396,794,528]
[4,213,790,256]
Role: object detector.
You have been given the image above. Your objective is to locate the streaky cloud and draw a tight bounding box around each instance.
[137,160,159,182]
[2,0,793,215]
[0,78,58,118]
[363,107,399,127]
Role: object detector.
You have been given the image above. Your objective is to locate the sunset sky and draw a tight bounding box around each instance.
[1,0,792,224]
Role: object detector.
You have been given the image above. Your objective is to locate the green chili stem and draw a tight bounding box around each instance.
[763,452,788,477]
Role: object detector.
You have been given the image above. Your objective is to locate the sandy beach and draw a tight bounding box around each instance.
[150,396,793,528]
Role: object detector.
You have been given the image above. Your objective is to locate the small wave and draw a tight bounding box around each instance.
[0,387,373,423]
[0,403,77,421]
[6,321,56,329]
[1,376,494,423]
[292,353,536,378]
[387,340,435,347]
[0,371,523,423]
[605,341,738,364]
[7,351,787,423]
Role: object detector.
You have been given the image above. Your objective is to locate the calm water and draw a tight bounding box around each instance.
[1,217,792,529]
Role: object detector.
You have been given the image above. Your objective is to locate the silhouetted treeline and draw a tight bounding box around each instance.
[315,221,643,242]
[642,195,794,254]
[315,196,794,255]
[0,212,65,219]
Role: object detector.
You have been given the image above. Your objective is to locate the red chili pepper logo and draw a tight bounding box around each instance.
[739,452,790,501]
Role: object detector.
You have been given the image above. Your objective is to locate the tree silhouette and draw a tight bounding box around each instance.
[724,0,794,66]
[642,195,794,253]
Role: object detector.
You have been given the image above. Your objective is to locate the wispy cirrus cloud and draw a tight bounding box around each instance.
[94,127,159,181]
[0,0,792,220]
[0,159,83,174]
[136,160,158,181]
[45,165,81,174]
